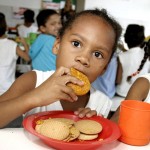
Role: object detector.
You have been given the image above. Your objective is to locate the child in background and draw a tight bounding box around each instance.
[29,9,62,71]
[111,40,150,123]
[116,24,150,98]
[0,12,30,96]
[0,9,122,128]
[17,9,38,38]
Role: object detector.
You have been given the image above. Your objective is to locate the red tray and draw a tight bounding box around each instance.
[23,110,121,150]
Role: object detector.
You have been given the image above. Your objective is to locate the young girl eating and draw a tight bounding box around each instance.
[0,9,122,128]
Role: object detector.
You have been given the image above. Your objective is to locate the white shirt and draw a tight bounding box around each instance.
[0,38,18,95]
[17,24,38,38]
[25,70,112,118]
[116,47,150,97]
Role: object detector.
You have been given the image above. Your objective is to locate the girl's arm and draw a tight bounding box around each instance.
[115,58,122,84]
[0,71,36,128]
[0,67,84,128]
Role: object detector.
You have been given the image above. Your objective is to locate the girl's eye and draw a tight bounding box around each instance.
[72,41,81,48]
[93,51,103,58]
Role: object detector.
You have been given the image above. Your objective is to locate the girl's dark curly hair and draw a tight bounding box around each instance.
[59,8,122,54]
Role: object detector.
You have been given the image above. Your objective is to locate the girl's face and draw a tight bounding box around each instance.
[53,15,115,83]
[40,14,62,37]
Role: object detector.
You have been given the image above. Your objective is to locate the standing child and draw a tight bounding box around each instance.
[0,12,30,96]
[0,9,122,128]
[17,9,38,38]
[29,9,62,71]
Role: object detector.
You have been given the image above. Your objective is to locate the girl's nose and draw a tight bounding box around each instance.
[75,53,90,67]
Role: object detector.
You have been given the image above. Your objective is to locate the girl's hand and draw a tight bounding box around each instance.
[33,67,84,107]
[74,107,97,118]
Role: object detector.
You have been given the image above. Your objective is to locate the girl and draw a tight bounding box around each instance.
[116,24,150,98]
[0,9,122,128]
[111,40,150,123]
[125,40,150,102]
[0,12,30,96]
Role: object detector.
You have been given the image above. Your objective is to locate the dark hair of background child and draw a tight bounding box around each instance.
[125,24,150,82]
[0,12,7,37]
[36,9,58,28]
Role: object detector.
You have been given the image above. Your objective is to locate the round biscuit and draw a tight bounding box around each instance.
[52,118,75,127]
[78,133,98,140]
[75,120,102,134]
[39,120,70,140]
[64,126,80,142]
[67,68,90,96]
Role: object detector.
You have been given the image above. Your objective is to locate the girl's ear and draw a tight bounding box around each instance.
[52,37,60,55]
[39,26,46,33]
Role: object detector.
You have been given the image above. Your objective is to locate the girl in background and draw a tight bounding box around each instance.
[111,39,150,123]
[116,24,150,98]
[0,12,30,96]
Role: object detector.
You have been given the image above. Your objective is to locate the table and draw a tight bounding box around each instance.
[0,128,150,150]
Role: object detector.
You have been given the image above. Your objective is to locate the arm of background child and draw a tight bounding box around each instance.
[19,37,29,54]
[115,57,122,84]
[126,77,149,101]
[110,77,149,123]
[16,45,30,62]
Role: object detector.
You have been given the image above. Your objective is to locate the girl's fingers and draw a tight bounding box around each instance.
[85,110,97,118]
[55,67,70,76]
[58,92,75,102]
[61,85,78,101]
[74,108,84,115]
[55,67,84,86]
[74,108,97,118]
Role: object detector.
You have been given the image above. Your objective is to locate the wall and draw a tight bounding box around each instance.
[1,0,150,37]
[84,0,150,37]
[0,0,41,9]
[0,0,41,27]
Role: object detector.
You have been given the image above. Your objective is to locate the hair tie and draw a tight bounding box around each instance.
[131,71,140,77]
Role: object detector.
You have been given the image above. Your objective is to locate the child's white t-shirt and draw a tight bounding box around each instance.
[24,70,112,118]
[17,24,38,38]
[0,38,17,95]
[116,47,150,97]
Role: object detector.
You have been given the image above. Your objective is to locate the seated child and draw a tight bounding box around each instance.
[0,12,30,96]
[111,40,150,123]
[0,9,122,128]
[29,9,62,71]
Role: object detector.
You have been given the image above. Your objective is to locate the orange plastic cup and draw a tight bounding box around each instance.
[118,100,150,146]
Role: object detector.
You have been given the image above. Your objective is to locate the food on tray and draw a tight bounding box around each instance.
[35,118,102,142]
[67,68,90,96]
[75,120,102,140]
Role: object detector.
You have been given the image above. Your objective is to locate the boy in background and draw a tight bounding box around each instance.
[29,9,62,71]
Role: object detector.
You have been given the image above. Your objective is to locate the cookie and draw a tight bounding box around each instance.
[52,118,75,127]
[67,68,90,96]
[75,120,102,135]
[39,120,70,140]
[78,133,98,140]
[64,126,80,142]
